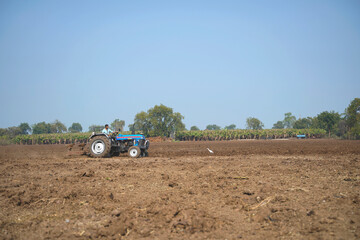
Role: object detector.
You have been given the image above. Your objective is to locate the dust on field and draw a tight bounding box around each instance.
[0,140,359,239]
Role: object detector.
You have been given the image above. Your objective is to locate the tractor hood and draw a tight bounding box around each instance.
[115,134,145,140]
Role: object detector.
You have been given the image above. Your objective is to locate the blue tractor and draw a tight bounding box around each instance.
[87,132,150,158]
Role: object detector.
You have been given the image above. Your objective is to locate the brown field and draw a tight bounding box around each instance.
[0,139,359,239]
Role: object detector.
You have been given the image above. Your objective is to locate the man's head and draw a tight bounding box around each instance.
[105,124,109,129]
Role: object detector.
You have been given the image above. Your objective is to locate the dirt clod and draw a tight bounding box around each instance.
[81,170,95,177]
[307,210,315,216]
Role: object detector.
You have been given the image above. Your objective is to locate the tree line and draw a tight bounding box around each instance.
[189,98,360,139]
[0,104,184,142]
[0,119,127,136]
[0,121,83,137]
[1,98,359,141]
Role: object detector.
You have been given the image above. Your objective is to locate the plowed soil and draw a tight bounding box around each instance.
[0,139,359,239]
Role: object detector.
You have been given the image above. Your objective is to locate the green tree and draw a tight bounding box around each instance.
[348,121,360,139]
[190,126,200,131]
[0,128,8,136]
[148,105,172,136]
[68,123,83,133]
[206,124,221,130]
[32,122,51,134]
[224,124,236,130]
[171,112,186,133]
[88,125,103,132]
[338,119,347,137]
[293,117,313,129]
[132,111,151,136]
[345,98,360,139]
[131,104,185,137]
[0,124,30,138]
[148,104,185,137]
[272,121,284,129]
[283,112,296,128]
[316,111,341,137]
[128,123,135,133]
[7,127,22,138]
[50,120,67,133]
[111,119,125,131]
[246,117,264,130]
[19,123,31,134]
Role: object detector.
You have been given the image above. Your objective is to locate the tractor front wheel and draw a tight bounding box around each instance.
[128,146,141,158]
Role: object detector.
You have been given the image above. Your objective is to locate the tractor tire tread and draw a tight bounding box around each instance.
[88,136,111,158]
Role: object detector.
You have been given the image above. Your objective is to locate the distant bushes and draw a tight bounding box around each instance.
[9,131,140,145]
[176,129,326,141]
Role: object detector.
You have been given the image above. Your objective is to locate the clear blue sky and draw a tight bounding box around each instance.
[1,0,359,131]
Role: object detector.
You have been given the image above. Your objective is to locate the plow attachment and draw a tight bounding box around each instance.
[67,143,88,156]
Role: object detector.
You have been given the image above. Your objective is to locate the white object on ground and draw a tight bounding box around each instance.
[207,148,214,154]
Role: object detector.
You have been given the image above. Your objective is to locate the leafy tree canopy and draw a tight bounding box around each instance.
[19,123,31,134]
[283,112,296,128]
[132,111,151,135]
[345,98,360,128]
[68,123,83,133]
[111,119,125,132]
[246,117,264,130]
[7,127,22,138]
[272,121,284,129]
[131,104,185,137]
[50,120,67,133]
[32,120,67,134]
[0,127,19,138]
[32,122,51,134]
[293,117,313,129]
[206,124,221,130]
[345,98,360,139]
[0,128,8,136]
[190,126,200,131]
[224,124,236,130]
[88,125,103,132]
[315,111,341,137]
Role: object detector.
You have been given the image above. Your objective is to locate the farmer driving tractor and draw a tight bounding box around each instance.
[102,124,113,136]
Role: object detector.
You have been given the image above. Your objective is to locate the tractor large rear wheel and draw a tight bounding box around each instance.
[88,136,111,158]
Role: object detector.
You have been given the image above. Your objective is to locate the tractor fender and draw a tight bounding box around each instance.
[89,132,111,140]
